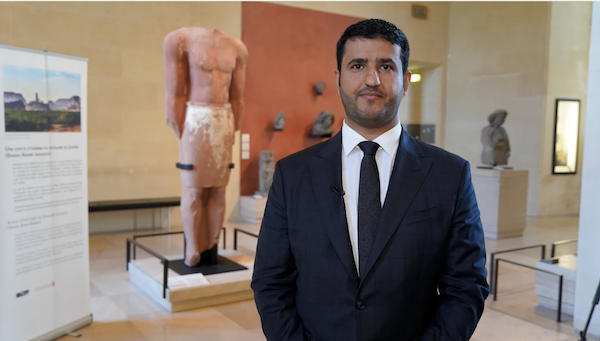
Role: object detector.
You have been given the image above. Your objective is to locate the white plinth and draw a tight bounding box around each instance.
[535,254,577,316]
[471,168,528,239]
[240,195,267,224]
[128,250,254,312]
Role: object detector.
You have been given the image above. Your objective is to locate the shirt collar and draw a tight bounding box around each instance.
[342,120,402,157]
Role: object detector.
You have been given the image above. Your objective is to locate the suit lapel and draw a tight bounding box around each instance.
[309,132,359,284]
[360,131,432,285]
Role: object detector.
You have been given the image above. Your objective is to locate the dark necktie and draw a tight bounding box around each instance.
[358,141,381,277]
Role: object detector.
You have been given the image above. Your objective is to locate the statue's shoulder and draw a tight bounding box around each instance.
[231,37,248,60]
[214,31,247,60]
[163,28,188,49]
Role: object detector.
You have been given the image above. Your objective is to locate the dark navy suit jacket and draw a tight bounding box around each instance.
[251,130,489,341]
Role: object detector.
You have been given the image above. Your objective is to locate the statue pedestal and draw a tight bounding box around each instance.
[239,195,267,224]
[128,250,254,312]
[471,168,528,239]
[535,254,577,316]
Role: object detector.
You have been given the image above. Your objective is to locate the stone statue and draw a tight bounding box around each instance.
[481,109,511,166]
[163,27,248,267]
[311,110,335,137]
[274,111,285,131]
[315,81,325,96]
[259,151,275,197]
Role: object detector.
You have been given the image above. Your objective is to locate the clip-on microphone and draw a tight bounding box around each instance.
[331,186,345,196]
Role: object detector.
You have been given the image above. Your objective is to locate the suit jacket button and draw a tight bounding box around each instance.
[356,301,366,310]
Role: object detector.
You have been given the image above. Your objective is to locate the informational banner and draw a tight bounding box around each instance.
[0,45,91,341]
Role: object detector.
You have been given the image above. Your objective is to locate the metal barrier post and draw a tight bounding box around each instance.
[494,258,499,301]
[541,245,546,260]
[234,228,238,250]
[557,275,563,322]
[490,253,496,293]
[163,259,169,299]
[126,239,130,271]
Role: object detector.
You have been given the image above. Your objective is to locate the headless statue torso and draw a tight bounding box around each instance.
[163,27,248,267]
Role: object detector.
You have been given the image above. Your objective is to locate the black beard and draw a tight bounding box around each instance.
[339,87,401,129]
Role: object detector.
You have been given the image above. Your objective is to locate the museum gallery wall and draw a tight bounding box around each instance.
[240,2,361,195]
[0,2,590,231]
[0,2,452,225]
[445,2,591,216]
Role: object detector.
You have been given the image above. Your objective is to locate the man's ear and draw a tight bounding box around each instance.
[403,70,412,96]
[335,70,341,96]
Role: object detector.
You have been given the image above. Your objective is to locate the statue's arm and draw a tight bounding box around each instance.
[163,31,189,139]
[490,128,503,144]
[230,41,249,131]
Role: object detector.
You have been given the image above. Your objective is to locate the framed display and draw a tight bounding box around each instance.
[552,98,580,174]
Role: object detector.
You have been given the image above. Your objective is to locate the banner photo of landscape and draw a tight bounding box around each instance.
[4,65,81,133]
[0,44,91,341]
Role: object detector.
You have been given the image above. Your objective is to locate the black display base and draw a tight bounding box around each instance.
[168,255,247,276]
[308,133,332,138]
[476,165,514,170]
[199,245,219,266]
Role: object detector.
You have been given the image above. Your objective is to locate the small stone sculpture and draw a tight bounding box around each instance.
[315,81,325,96]
[259,151,275,197]
[274,111,285,131]
[481,109,511,166]
[311,111,335,137]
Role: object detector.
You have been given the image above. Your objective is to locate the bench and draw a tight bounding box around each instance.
[89,197,181,231]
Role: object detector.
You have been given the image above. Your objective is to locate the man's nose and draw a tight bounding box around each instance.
[364,66,381,87]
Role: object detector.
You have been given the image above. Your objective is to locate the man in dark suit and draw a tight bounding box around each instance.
[251,19,489,341]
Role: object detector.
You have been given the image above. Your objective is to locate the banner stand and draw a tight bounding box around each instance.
[0,44,91,341]
[30,314,93,341]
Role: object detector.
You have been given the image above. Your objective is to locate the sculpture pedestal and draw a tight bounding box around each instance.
[535,254,577,316]
[239,195,267,224]
[471,169,528,239]
[128,250,254,312]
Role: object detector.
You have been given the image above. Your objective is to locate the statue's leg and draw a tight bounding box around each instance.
[206,186,226,249]
[181,186,205,267]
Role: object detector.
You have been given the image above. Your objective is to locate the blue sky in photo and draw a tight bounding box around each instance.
[3,65,80,103]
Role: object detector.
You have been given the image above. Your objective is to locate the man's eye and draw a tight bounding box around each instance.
[381,65,392,70]
[351,64,363,70]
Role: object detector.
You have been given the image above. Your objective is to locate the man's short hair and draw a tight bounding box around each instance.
[336,19,410,74]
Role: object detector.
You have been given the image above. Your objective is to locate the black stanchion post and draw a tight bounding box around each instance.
[234,228,238,250]
[163,259,169,299]
[490,253,495,294]
[557,275,563,322]
[494,258,499,301]
[542,244,546,259]
[126,239,130,271]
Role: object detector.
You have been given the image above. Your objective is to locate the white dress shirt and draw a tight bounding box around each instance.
[341,120,402,275]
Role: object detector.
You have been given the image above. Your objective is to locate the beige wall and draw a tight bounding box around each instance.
[0,2,451,226]
[276,2,451,146]
[0,2,242,225]
[445,2,591,217]
[275,2,450,66]
[445,2,551,216]
[2,1,589,223]
[537,2,591,216]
